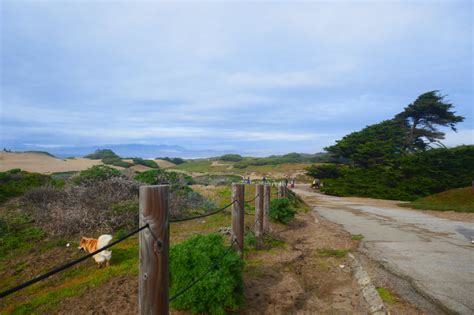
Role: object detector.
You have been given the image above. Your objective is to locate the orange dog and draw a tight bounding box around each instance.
[78,234,113,267]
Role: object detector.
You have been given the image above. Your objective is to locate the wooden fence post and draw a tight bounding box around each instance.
[232,183,245,255]
[278,182,286,198]
[255,184,264,248]
[139,185,169,315]
[263,185,270,232]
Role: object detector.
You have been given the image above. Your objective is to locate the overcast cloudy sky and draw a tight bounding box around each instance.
[1,1,472,156]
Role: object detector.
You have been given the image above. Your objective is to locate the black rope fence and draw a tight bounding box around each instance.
[2,185,274,302]
[169,200,237,223]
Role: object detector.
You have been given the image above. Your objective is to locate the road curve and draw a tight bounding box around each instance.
[293,185,474,315]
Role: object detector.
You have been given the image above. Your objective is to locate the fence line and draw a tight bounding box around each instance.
[2,182,288,314]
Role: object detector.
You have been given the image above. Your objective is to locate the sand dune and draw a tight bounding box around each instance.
[0,152,177,174]
[0,152,102,174]
[154,159,175,168]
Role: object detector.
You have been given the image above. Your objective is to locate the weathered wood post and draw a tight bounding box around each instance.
[255,184,264,248]
[139,185,169,315]
[232,183,245,255]
[278,182,286,198]
[263,185,270,232]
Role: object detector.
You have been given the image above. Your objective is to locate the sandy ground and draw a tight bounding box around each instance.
[0,152,102,174]
[0,152,176,174]
[154,159,176,169]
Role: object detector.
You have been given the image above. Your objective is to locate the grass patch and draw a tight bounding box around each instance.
[2,238,138,314]
[376,287,398,305]
[173,159,216,173]
[401,187,474,213]
[316,248,350,258]
[351,234,364,241]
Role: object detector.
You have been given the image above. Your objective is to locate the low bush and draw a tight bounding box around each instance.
[219,154,243,162]
[269,198,296,224]
[131,158,159,169]
[193,174,242,186]
[0,169,58,203]
[21,177,140,235]
[84,149,117,159]
[102,156,133,168]
[73,165,122,184]
[310,145,474,201]
[157,157,186,165]
[170,233,243,315]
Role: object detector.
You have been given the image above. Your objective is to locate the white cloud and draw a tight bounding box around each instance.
[443,129,474,147]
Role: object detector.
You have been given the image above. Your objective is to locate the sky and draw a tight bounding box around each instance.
[1,1,473,156]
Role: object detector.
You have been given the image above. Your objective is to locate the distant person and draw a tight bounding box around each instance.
[291,179,295,188]
[284,178,289,187]
[247,177,251,184]
[262,176,267,184]
[311,179,317,189]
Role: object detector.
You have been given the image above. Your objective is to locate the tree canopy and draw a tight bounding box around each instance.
[395,90,464,150]
[325,91,465,166]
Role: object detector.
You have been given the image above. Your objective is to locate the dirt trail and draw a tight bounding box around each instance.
[55,210,370,314]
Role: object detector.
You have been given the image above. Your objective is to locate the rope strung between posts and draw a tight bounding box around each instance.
[0,224,152,299]
[169,200,237,223]
[169,238,238,302]
[244,194,260,203]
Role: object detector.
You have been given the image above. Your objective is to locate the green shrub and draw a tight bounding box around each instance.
[311,145,474,201]
[74,165,121,184]
[219,154,243,162]
[0,169,57,203]
[84,149,118,159]
[269,198,296,224]
[101,156,133,168]
[157,157,186,165]
[110,200,139,215]
[170,233,243,315]
[244,231,257,249]
[131,158,159,168]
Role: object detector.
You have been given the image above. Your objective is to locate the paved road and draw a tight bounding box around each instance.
[293,185,474,315]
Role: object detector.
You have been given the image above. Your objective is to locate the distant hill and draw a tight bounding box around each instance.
[12,144,235,159]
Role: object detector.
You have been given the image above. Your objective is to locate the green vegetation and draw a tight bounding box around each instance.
[173,159,214,173]
[74,165,121,183]
[169,233,243,315]
[316,248,350,258]
[351,234,364,241]
[219,154,243,162]
[157,157,186,165]
[101,156,133,168]
[402,187,474,212]
[84,149,132,168]
[84,149,117,159]
[193,174,242,186]
[376,287,398,305]
[0,169,59,203]
[0,213,44,259]
[310,146,474,201]
[234,152,332,169]
[269,198,296,224]
[131,157,159,168]
[307,91,471,202]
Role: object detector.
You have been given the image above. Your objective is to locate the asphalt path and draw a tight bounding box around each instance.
[293,185,474,315]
